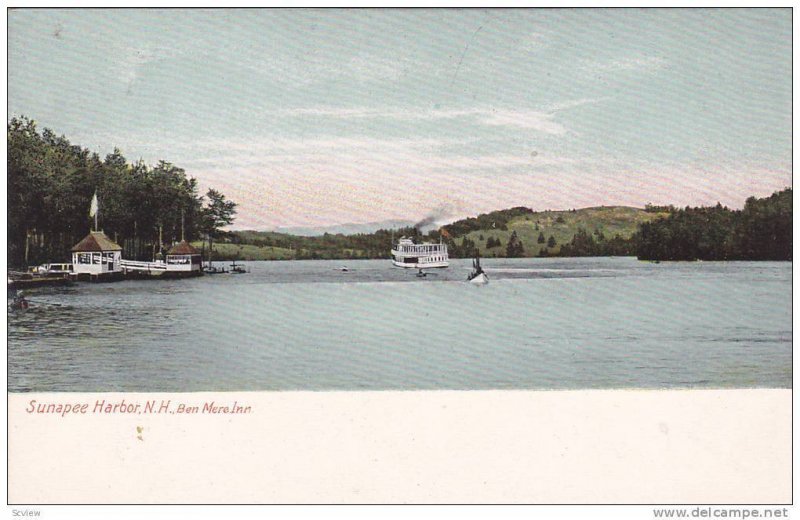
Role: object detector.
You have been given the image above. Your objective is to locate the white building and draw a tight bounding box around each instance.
[165,240,203,273]
[70,231,123,278]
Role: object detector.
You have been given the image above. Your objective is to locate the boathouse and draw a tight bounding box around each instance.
[70,231,123,279]
[165,241,202,273]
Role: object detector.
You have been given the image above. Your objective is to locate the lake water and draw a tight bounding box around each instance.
[7,257,792,392]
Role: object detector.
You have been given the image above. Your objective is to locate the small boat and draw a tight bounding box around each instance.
[335,266,349,272]
[203,234,229,274]
[467,256,489,285]
[230,260,247,274]
[8,290,29,310]
[203,264,228,274]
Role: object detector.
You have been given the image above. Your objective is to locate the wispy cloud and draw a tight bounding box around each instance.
[108,132,790,230]
[519,31,548,53]
[239,48,411,88]
[542,98,606,112]
[277,99,605,135]
[179,136,570,171]
[114,41,192,92]
[582,55,667,75]
[164,134,584,228]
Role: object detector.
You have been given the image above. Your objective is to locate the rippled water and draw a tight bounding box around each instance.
[7,257,791,392]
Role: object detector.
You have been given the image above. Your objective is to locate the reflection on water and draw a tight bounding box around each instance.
[7,257,792,392]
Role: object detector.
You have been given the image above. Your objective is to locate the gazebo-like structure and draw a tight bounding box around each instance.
[165,240,202,274]
[70,231,123,280]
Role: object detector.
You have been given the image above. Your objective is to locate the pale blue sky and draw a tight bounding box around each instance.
[8,9,792,229]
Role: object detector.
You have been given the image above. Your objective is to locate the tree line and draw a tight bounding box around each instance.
[226,190,791,262]
[634,188,792,261]
[8,117,236,267]
[8,117,790,264]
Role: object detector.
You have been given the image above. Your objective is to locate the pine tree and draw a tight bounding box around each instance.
[506,231,524,257]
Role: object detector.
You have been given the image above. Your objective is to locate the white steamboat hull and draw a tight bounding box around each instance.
[391,259,449,269]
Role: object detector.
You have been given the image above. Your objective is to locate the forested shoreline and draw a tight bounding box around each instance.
[635,189,792,261]
[8,117,236,268]
[223,190,791,262]
[7,119,792,266]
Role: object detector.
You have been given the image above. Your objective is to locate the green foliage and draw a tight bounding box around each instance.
[558,228,635,257]
[547,235,557,248]
[226,205,666,260]
[635,189,791,261]
[506,231,525,257]
[201,189,237,239]
[459,237,479,258]
[486,236,502,249]
[537,231,545,244]
[7,117,235,266]
[644,203,677,213]
[440,206,533,236]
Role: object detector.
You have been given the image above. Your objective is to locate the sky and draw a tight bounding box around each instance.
[8,9,792,230]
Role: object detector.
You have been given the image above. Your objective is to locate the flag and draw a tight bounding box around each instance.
[89,191,98,218]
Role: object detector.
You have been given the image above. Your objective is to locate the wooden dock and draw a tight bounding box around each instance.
[7,275,72,290]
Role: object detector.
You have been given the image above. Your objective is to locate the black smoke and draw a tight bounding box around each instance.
[413,204,458,231]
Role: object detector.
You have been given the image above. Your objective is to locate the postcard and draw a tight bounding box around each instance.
[6,7,792,512]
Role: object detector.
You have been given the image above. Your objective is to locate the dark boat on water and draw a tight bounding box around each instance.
[202,241,228,274]
[8,290,29,310]
[230,260,248,274]
[467,255,489,285]
[203,264,228,274]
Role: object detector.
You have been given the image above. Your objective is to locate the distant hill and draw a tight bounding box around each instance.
[217,205,666,260]
[443,206,668,257]
[268,219,416,237]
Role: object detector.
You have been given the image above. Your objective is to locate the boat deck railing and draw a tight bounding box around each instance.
[392,246,448,254]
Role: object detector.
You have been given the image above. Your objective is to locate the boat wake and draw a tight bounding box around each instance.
[481,268,621,274]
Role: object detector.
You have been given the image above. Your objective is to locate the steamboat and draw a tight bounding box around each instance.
[391,237,449,270]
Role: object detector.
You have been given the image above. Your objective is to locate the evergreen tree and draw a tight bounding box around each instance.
[634,189,791,261]
[506,231,525,257]
[7,117,236,266]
